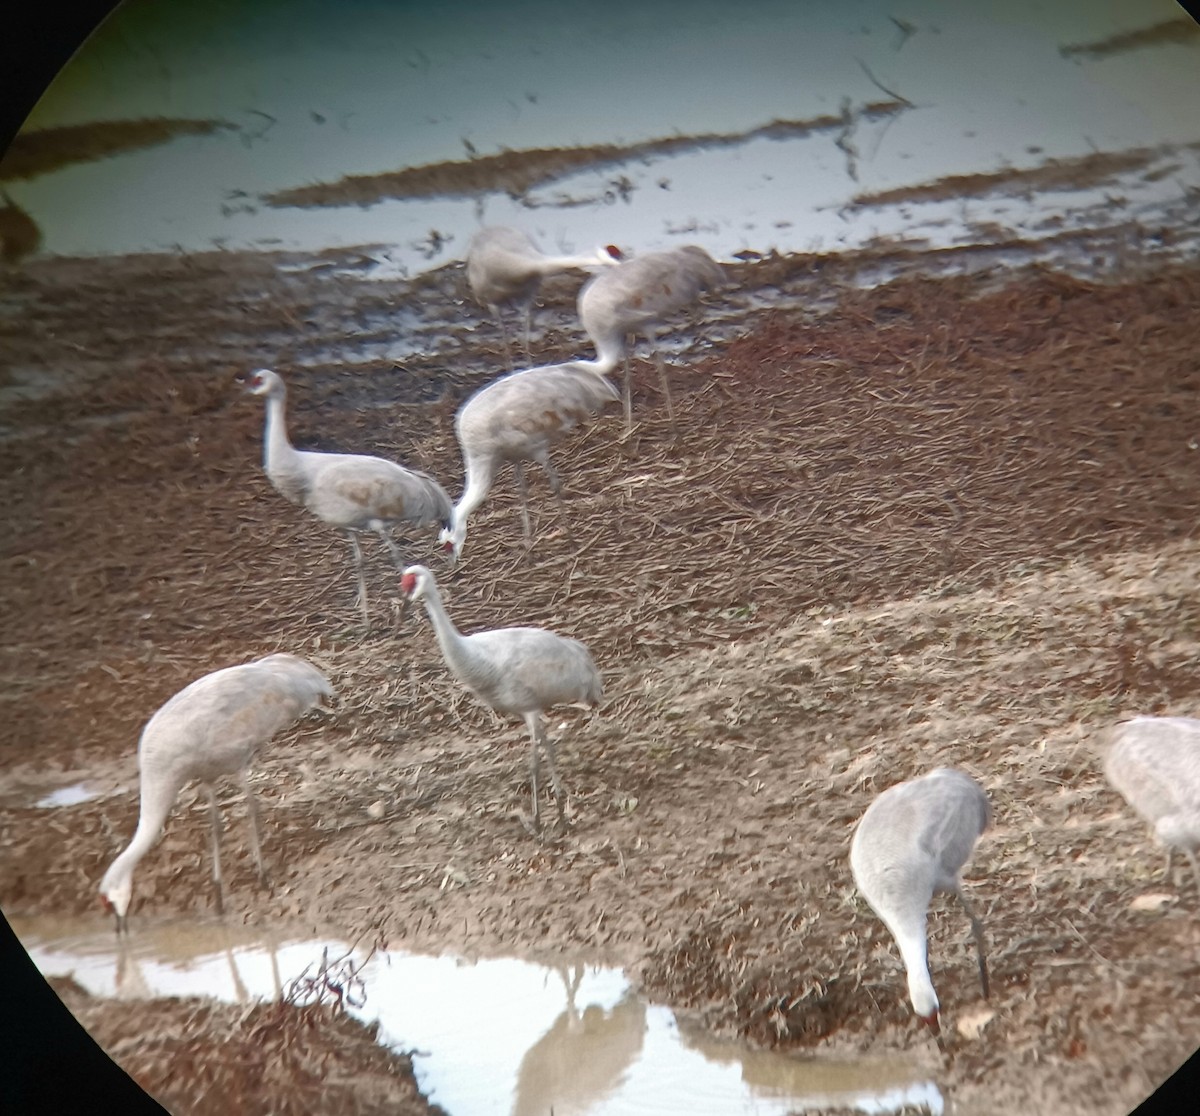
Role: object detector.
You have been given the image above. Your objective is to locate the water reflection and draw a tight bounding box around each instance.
[11,916,942,1116]
[513,965,646,1116]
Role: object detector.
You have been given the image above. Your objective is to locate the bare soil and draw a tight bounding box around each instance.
[0,118,234,182]
[2,240,1199,1115]
[847,147,1165,208]
[50,975,446,1116]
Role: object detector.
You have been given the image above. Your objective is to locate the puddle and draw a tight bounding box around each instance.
[34,783,100,809]
[11,916,943,1116]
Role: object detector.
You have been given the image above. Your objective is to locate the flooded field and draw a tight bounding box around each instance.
[3,1,1200,1113]
[14,915,943,1115]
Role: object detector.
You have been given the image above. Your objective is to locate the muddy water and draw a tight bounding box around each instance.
[12,915,942,1116]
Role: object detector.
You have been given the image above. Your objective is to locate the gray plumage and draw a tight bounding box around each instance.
[98,653,335,931]
[400,564,602,832]
[440,360,620,561]
[1105,715,1200,896]
[242,368,452,625]
[577,245,724,430]
[849,767,992,1035]
[467,226,620,369]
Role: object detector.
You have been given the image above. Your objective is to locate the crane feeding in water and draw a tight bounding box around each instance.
[849,767,992,1037]
[1105,715,1200,897]
[98,653,335,932]
[439,359,620,561]
[467,226,621,368]
[577,244,724,431]
[241,368,452,626]
[400,564,602,832]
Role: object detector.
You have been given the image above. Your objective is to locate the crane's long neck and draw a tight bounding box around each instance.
[448,454,496,554]
[891,916,938,1019]
[535,248,614,275]
[98,776,180,913]
[262,388,308,501]
[571,342,623,377]
[576,326,625,375]
[417,581,481,683]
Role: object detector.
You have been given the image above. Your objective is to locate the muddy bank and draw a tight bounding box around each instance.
[50,976,445,1115]
[262,101,908,208]
[0,118,235,182]
[1,243,1199,1114]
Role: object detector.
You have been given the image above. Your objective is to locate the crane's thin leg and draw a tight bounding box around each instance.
[558,963,584,1027]
[347,532,370,628]
[542,729,568,833]
[1163,845,1175,886]
[621,356,633,434]
[527,712,568,833]
[520,300,534,367]
[524,712,543,833]
[492,307,513,371]
[655,351,677,428]
[1184,847,1200,901]
[115,941,138,991]
[374,527,411,625]
[541,458,564,502]
[206,786,226,916]
[514,462,533,545]
[956,892,989,998]
[268,936,283,1001]
[376,527,405,569]
[225,944,249,1003]
[539,457,577,547]
[240,771,270,889]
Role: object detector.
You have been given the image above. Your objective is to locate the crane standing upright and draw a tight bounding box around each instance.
[400,564,602,832]
[242,368,452,626]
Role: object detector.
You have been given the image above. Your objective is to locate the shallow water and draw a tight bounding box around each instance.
[34,783,100,809]
[8,0,1199,270]
[12,915,943,1116]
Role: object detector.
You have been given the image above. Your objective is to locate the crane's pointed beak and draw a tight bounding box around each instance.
[101,894,128,936]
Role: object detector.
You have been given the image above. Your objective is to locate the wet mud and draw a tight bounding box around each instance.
[262,101,908,208]
[1,233,1199,1114]
[848,147,1169,208]
[0,118,235,182]
[1059,17,1200,61]
[51,975,446,1115]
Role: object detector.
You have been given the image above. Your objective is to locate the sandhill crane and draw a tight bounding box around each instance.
[849,767,992,1037]
[467,226,621,368]
[439,360,620,561]
[577,244,724,431]
[400,564,602,832]
[241,368,452,626]
[98,653,334,932]
[1105,715,1200,897]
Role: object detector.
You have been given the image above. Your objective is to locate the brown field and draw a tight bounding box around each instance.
[1,242,1198,1114]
